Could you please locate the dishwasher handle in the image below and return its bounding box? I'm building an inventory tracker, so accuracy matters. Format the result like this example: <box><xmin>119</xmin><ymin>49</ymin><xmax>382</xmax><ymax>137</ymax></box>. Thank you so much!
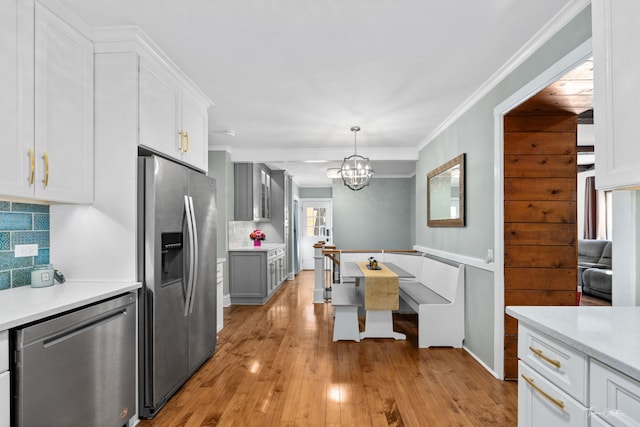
<box><xmin>43</xmin><ymin>309</ymin><xmax>128</xmax><ymax>349</ymax></box>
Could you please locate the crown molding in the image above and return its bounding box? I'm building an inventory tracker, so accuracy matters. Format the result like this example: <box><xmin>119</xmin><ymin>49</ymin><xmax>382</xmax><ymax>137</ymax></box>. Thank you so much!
<box><xmin>219</xmin><ymin>147</ymin><xmax>419</xmax><ymax>163</ymax></box>
<box><xmin>418</xmin><ymin>0</ymin><xmax>591</xmax><ymax>151</ymax></box>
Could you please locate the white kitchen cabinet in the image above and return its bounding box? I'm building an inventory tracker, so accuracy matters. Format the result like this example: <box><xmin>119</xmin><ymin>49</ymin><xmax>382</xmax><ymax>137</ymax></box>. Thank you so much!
<box><xmin>51</xmin><ymin>27</ymin><xmax>213</xmax><ymax>282</ymax></box>
<box><xmin>518</xmin><ymin>324</ymin><xmax>589</xmax><ymax>427</ymax></box>
<box><xmin>1</xmin><ymin>330</ymin><xmax>9</xmax><ymax>427</ymax></box>
<box><xmin>0</xmin><ymin>0</ymin><xmax>34</xmax><ymax>200</ymax></box>
<box><xmin>518</xmin><ymin>362</ymin><xmax>588</xmax><ymax>427</ymax></box>
<box><xmin>0</xmin><ymin>0</ymin><xmax>93</xmax><ymax>203</ymax></box>
<box><xmin>0</xmin><ymin>371</ymin><xmax>8</xmax><ymax>427</ymax></box>
<box><xmin>512</xmin><ymin>314</ymin><xmax>640</xmax><ymax>427</ymax></box>
<box><xmin>217</xmin><ymin>260</ymin><xmax>224</xmax><ymax>333</ymax></box>
<box><xmin>518</xmin><ymin>324</ymin><xmax>588</xmax><ymax>404</ymax></box>
<box><xmin>592</xmin><ymin>0</ymin><xmax>640</xmax><ymax>190</ymax></box>
<box><xmin>591</xmin><ymin>359</ymin><xmax>640</xmax><ymax>424</ymax></box>
<box><xmin>139</xmin><ymin>54</ymin><xmax>210</xmax><ymax>172</ymax></box>
<box><xmin>180</xmin><ymin>90</ymin><xmax>209</xmax><ymax>171</ymax></box>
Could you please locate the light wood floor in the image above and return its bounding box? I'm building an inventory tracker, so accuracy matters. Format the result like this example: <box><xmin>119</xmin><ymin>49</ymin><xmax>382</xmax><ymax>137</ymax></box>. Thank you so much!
<box><xmin>138</xmin><ymin>271</ymin><xmax>517</xmax><ymax>426</ymax></box>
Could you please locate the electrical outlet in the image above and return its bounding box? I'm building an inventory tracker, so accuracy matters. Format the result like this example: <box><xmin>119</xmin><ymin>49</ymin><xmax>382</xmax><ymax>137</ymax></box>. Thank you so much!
<box><xmin>15</xmin><ymin>244</ymin><xmax>38</xmax><ymax>257</ymax></box>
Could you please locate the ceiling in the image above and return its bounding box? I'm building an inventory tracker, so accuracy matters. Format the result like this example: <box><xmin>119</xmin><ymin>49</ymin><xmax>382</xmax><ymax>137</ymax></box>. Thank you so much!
<box><xmin>58</xmin><ymin>0</ymin><xmax>577</xmax><ymax>186</ymax></box>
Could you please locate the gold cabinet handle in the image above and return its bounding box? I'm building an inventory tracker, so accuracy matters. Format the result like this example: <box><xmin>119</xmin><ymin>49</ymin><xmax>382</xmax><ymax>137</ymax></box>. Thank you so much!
<box><xmin>521</xmin><ymin>374</ymin><xmax>565</xmax><ymax>410</ymax></box>
<box><xmin>184</xmin><ymin>132</ymin><xmax>189</xmax><ymax>153</ymax></box>
<box><xmin>179</xmin><ymin>130</ymin><xmax>185</xmax><ymax>152</ymax></box>
<box><xmin>529</xmin><ymin>346</ymin><xmax>561</xmax><ymax>369</ymax></box>
<box><xmin>28</xmin><ymin>148</ymin><xmax>35</xmax><ymax>185</ymax></box>
<box><xmin>42</xmin><ymin>152</ymin><xmax>49</xmax><ymax>187</ymax></box>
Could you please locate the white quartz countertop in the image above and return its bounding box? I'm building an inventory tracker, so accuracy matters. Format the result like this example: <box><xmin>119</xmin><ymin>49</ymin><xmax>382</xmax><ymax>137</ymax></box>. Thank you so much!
<box><xmin>228</xmin><ymin>243</ymin><xmax>285</xmax><ymax>252</ymax></box>
<box><xmin>0</xmin><ymin>281</ymin><xmax>141</xmax><ymax>330</ymax></box>
<box><xmin>506</xmin><ymin>306</ymin><xmax>640</xmax><ymax>381</ymax></box>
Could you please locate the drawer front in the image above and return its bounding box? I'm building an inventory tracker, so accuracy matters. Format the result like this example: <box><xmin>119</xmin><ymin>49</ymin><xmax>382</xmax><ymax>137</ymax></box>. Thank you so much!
<box><xmin>1</xmin><ymin>371</ymin><xmax>9</xmax><ymax>427</ymax></box>
<box><xmin>590</xmin><ymin>359</ymin><xmax>640</xmax><ymax>425</ymax></box>
<box><xmin>518</xmin><ymin>361</ymin><xmax>588</xmax><ymax>427</ymax></box>
<box><xmin>0</xmin><ymin>330</ymin><xmax>7</xmax><ymax>372</ymax></box>
<box><xmin>518</xmin><ymin>324</ymin><xmax>588</xmax><ymax>404</ymax></box>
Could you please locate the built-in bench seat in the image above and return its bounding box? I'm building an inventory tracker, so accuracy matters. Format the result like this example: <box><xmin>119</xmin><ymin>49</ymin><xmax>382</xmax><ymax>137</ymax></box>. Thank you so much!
<box><xmin>397</xmin><ymin>255</ymin><xmax>465</xmax><ymax>348</ymax></box>
<box><xmin>329</xmin><ymin>250</ymin><xmax>465</xmax><ymax>348</ymax></box>
<box><xmin>399</xmin><ymin>281</ymin><xmax>450</xmax><ymax>307</ymax></box>
<box><xmin>331</xmin><ymin>285</ymin><xmax>362</xmax><ymax>342</ymax></box>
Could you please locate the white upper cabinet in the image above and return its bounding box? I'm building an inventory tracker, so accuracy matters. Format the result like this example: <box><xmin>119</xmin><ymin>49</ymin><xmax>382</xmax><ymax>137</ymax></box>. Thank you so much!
<box><xmin>0</xmin><ymin>0</ymin><xmax>35</xmax><ymax>199</ymax></box>
<box><xmin>592</xmin><ymin>0</ymin><xmax>640</xmax><ymax>190</ymax></box>
<box><xmin>139</xmin><ymin>57</ymin><xmax>181</xmax><ymax>161</ymax></box>
<box><xmin>180</xmin><ymin>89</ymin><xmax>209</xmax><ymax>171</ymax></box>
<box><xmin>0</xmin><ymin>0</ymin><xmax>93</xmax><ymax>203</ymax></box>
<box><xmin>139</xmin><ymin>50</ymin><xmax>211</xmax><ymax>172</ymax></box>
<box><xmin>34</xmin><ymin>2</ymin><xmax>93</xmax><ymax>203</ymax></box>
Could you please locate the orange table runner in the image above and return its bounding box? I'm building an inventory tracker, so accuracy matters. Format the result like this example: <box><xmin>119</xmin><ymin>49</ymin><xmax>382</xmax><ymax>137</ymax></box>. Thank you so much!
<box><xmin>357</xmin><ymin>262</ymin><xmax>399</xmax><ymax>311</ymax></box>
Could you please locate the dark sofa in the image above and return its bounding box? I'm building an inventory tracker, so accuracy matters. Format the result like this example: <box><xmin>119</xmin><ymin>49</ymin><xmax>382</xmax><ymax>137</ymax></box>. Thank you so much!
<box><xmin>578</xmin><ymin>239</ymin><xmax>612</xmax><ymax>301</ymax></box>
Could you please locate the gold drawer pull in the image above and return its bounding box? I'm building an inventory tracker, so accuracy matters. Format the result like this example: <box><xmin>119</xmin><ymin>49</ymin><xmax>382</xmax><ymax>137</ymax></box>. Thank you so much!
<box><xmin>28</xmin><ymin>148</ymin><xmax>35</xmax><ymax>184</ymax></box>
<box><xmin>42</xmin><ymin>152</ymin><xmax>49</xmax><ymax>187</ymax></box>
<box><xmin>179</xmin><ymin>130</ymin><xmax>186</xmax><ymax>152</ymax></box>
<box><xmin>529</xmin><ymin>346</ymin><xmax>561</xmax><ymax>369</ymax></box>
<box><xmin>521</xmin><ymin>374</ymin><xmax>565</xmax><ymax>410</ymax></box>
<box><xmin>184</xmin><ymin>131</ymin><xmax>189</xmax><ymax>153</ymax></box>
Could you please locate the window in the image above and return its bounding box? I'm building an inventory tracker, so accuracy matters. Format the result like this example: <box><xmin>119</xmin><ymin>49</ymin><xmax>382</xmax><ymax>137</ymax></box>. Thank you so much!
<box><xmin>305</xmin><ymin>207</ymin><xmax>327</xmax><ymax>237</ymax></box>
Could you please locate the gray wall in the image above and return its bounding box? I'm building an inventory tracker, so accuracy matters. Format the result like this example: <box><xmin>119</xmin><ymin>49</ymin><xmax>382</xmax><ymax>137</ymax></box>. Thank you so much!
<box><xmin>415</xmin><ymin>7</ymin><xmax>592</xmax><ymax>370</ymax></box>
<box><xmin>333</xmin><ymin>177</ymin><xmax>414</xmax><ymax>249</ymax></box>
<box><xmin>208</xmin><ymin>150</ymin><xmax>234</xmax><ymax>294</ymax></box>
<box><xmin>299</xmin><ymin>187</ymin><xmax>332</xmax><ymax>198</ymax></box>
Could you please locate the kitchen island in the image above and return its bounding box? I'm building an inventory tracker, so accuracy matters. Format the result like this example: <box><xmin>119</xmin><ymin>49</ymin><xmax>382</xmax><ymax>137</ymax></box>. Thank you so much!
<box><xmin>229</xmin><ymin>243</ymin><xmax>287</xmax><ymax>304</ymax></box>
<box><xmin>507</xmin><ymin>306</ymin><xmax>640</xmax><ymax>426</ymax></box>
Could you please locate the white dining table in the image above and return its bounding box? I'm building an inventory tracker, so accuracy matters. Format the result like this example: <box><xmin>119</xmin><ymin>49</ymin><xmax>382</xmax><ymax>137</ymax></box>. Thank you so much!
<box><xmin>340</xmin><ymin>262</ymin><xmax>415</xmax><ymax>340</ymax></box>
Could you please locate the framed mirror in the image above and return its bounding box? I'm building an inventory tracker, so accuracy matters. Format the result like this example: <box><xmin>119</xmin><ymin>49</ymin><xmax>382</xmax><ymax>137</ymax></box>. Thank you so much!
<box><xmin>427</xmin><ymin>153</ymin><xmax>465</xmax><ymax>227</ymax></box>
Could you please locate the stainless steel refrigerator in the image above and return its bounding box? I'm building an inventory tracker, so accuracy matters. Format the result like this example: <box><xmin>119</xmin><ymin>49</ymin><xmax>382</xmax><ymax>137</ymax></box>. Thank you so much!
<box><xmin>138</xmin><ymin>155</ymin><xmax>217</xmax><ymax>418</ymax></box>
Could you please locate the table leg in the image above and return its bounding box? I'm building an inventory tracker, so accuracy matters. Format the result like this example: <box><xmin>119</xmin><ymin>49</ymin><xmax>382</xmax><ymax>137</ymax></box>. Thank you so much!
<box><xmin>359</xmin><ymin>310</ymin><xmax>406</xmax><ymax>340</ymax></box>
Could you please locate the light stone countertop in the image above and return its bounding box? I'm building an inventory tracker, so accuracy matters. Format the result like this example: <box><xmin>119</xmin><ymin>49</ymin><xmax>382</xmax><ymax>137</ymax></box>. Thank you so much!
<box><xmin>0</xmin><ymin>281</ymin><xmax>141</xmax><ymax>330</ymax></box>
<box><xmin>228</xmin><ymin>243</ymin><xmax>285</xmax><ymax>252</ymax></box>
<box><xmin>506</xmin><ymin>306</ymin><xmax>640</xmax><ymax>381</ymax></box>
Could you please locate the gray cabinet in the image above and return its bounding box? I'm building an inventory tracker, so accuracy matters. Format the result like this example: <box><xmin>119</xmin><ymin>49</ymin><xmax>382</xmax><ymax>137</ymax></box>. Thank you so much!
<box><xmin>229</xmin><ymin>246</ymin><xmax>286</xmax><ymax>304</ymax></box>
<box><xmin>270</xmin><ymin>170</ymin><xmax>293</xmax><ymax>280</ymax></box>
<box><xmin>234</xmin><ymin>163</ymin><xmax>271</xmax><ymax>221</ymax></box>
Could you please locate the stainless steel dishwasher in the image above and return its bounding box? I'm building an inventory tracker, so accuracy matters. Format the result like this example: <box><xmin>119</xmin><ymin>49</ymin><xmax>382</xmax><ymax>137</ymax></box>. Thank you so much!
<box><xmin>13</xmin><ymin>292</ymin><xmax>137</xmax><ymax>427</ymax></box>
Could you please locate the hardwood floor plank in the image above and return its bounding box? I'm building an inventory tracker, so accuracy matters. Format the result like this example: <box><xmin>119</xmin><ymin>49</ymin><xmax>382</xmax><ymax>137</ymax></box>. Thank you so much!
<box><xmin>138</xmin><ymin>271</ymin><xmax>517</xmax><ymax>426</ymax></box>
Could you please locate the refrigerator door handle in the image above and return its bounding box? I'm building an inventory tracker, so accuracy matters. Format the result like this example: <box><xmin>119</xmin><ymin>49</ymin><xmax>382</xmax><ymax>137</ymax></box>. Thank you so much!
<box><xmin>187</xmin><ymin>196</ymin><xmax>199</xmax><ymax>314</ymax></box>
<box><xmin>184</xmin><ymin>195</ymin><xmax>196</xmax><ymax>317</ymax></box>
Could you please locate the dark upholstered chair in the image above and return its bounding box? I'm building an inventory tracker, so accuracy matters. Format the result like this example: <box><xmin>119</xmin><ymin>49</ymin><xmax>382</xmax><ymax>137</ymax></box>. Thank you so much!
<box><xmin>578</xmin><ymin>239</ymin><xmax>612</xmax><ymax>302</ymax></box>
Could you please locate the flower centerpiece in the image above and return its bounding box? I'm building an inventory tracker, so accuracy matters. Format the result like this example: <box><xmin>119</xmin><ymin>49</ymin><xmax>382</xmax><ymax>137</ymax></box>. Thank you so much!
<box><xmin>250</xmin><ymin>229</ymin><xmax>266</xmax><ymax>247</ymax></box>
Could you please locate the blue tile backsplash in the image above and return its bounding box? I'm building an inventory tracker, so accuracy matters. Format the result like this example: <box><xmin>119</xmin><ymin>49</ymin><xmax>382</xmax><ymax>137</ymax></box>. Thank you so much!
<box><xmin>0</xmin><ymin>201</ymin><xmax>50</xmax><ymax>290</ymax></box>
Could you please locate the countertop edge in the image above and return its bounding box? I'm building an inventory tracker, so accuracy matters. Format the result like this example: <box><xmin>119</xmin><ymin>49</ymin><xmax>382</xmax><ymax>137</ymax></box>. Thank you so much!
<box><xmin>507</xmin><ymin>306</ymin><xmax>640</xmax><ymax>381</ymax></box>
<box><xmin>0</xmin><ymin>281</ymin><xmax>142</xmax><ymax>330</ymax></box>
<box><xmin>228</xmin><ymin>243</ymin><xmax>286</xmax><ymax>252</ymax></box>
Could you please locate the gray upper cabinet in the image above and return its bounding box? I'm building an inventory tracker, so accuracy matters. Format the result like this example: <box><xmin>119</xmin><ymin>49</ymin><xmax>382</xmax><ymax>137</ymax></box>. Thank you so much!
<box><xmin>234</xmin><ymin>163</ymin><xmax>271</xmax><ymax>221</ymax></box>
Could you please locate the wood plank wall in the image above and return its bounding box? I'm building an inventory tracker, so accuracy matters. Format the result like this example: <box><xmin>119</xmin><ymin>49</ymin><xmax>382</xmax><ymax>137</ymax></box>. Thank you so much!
<box><xmin>503</xmin><ymin>114</ymin><xmax>578</xmax><ymax>380</ymax></box>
